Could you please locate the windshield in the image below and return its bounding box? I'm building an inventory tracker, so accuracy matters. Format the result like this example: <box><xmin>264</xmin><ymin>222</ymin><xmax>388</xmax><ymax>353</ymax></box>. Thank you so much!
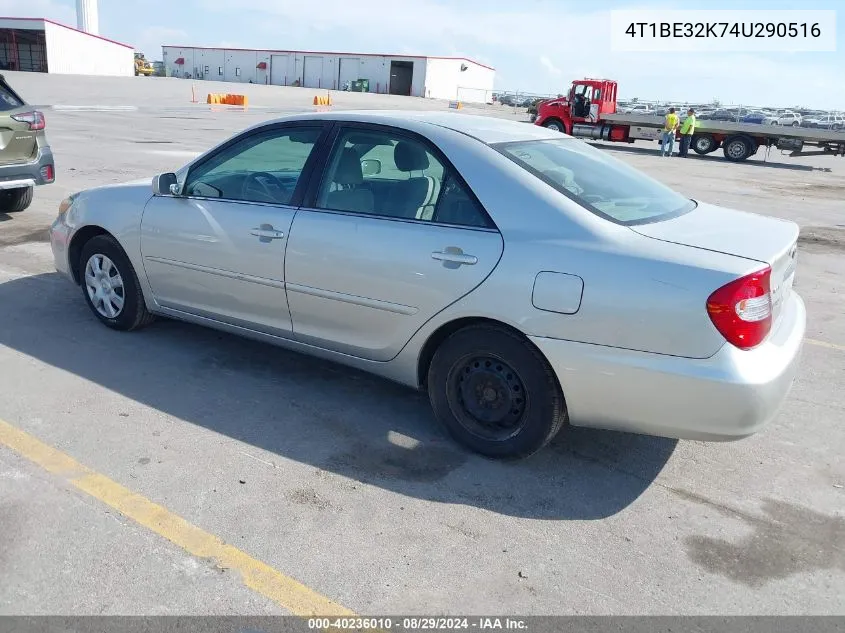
<box><xmin>494</xmin><ymin>138</ymin><xmax>696</xmax><ymax>225</ymax></box>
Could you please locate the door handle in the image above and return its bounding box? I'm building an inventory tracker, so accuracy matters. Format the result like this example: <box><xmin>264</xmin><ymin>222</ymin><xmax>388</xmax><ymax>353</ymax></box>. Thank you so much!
<box><xmin>250</xmin><ymin>227</ymin><xmax>285</xmax><ymax>241</ymax></box>
<box><xmin>432</xmin><ymin>248</ymin><xmax>477</xmax><ymax>266</ymax></box>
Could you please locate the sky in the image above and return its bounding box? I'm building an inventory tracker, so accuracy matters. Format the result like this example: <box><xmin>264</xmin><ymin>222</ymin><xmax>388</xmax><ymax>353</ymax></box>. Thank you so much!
<box><xmin>0</xmin><ymin>0</ymin><xmax>842</xmax><ymax>108</ymax></box>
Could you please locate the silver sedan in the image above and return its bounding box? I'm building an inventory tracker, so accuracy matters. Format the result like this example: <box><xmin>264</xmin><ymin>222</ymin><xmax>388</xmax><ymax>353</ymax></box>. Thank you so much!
<box><xmin>49</xmin><ymin>111</ymin><xmax>806</xmax><ymax>459</ymax></box>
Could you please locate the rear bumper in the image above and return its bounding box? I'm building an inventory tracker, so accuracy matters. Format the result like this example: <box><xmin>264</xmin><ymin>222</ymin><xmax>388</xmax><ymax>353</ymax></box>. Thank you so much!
<box><xmin>0</xmin><ymin>147</ymin><xmax>55</xmax><ymax>189</ymax></box>
<box><xmin>530</xmin><ymin>291</ymin><xmax>806</xmax><ymax>441</ymax></box>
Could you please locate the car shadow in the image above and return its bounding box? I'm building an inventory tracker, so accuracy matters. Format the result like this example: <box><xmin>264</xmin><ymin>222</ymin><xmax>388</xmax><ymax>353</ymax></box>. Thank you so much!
<box><xmin>0</xmin><ymin>213</ymin><xmax>10</xmax><ymax>223</ymax></box>
<box><xmin>0</xmin><ymin>272</ymin><xmax>678</xmax><ymax>521</ymax></box>
<box><xmin>589</xmin><ymin>142</ymin><xmax>833</xmax><ymax>172</ymax></box>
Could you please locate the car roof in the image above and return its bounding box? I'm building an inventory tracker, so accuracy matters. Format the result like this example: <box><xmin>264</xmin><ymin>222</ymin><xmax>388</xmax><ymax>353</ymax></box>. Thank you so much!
<box><xmin>264</xmin><ymin>110</ymin><xmax>565</xmax><ymax>145</ymax></box>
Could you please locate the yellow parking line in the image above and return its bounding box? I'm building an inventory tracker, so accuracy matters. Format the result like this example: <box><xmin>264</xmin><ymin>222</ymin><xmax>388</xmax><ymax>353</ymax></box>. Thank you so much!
<box><xmin>0</xmin><ymin>417</ymin><xmax>355</xmax><ymax>617</ymax></box>
<box><xmin>806</xmin><ymin>338</ymin><xmax>845</xmax><ymax>352</ymax></box>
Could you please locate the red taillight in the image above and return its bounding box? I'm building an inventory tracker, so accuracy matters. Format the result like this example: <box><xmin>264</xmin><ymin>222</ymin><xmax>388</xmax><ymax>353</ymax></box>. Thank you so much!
<box><xmin>706</xmin><ymin>266</ymin><xmax>772</xmax><ymax>350</ymax></box>
<box><xmin>11</xmin><ymin>110</ymin><xmax>45</xmax><ymax>131</ymax></box>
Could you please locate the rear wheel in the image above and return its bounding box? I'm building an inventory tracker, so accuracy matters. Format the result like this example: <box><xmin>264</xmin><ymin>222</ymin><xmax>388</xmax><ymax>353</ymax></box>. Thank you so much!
<box><xmin>723</xmin><ymin>135</ymin><xmax>754</xmax><ymax>162</ymax></box>
<box><xmin>427</xmin><ymin>324</ymin><xmax>567</xmax><ymax>459</ymax></box>
<box><xmin>0</xmin><ymin>186</ymin><xmax>33</xmax><ymax>213</ymax></box>
<box><xmin>79</xmin><ymin>234</ymin><xmax>154</xmax><ymax>331</ymax></box>
<box><xmin>542</xmin><ymin>119</ymin><xmax>565</xmax><ymax>133</ymax></box>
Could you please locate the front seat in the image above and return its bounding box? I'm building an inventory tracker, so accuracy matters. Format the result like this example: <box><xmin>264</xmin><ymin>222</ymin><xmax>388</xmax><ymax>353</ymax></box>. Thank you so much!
<box><xmin>324</xmin><ymin>148</ymin><xmax>375</xmax><ymax>214</ymax></box>
<box><xmin>390</xmin><ymin>141</ymin><xmax>440</xmax><ymax>220</ymax></box>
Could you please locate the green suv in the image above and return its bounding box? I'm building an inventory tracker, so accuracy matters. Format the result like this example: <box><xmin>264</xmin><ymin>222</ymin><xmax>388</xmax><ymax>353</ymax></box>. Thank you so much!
<box><xmin>0</xmin><ymin>73</ymin><xmax>55</xmax><ymax>213</ymax></box>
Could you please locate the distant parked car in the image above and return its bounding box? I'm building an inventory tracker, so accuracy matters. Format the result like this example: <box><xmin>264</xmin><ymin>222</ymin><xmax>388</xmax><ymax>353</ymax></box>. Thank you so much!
<box><xmin>527</xmin><ymin>98</ymin><xmax>547</xmax><ymax>122</ymax></box>
<box><xmin>0</xmin><ymin>73</ymin><xmax>55</xmax><ymax>213</ymax></box>
<box><xmin>801</xmin><ymin>114</ymin><xmax>843</xmax><ymax>130</ymax></box>
<box><xmin>774</xmin><ymin>112</ymin><xmax>802</xmax><ymax>127</ymax></box>
<box><xmin>742</xmin><ymin>111</ymin><xmax>778</xmax><ymax>125</ymax></box>
<box><xmin>50</xmin><ymin>111</ymin><xmax>806</xmax><ymax>458</ymax></box>
<box><xmin>706</xmin><ymin>109</ymin><xmax>743</xmax><ymax>122</ymax></box>
<box><xmin>623</xmin><ymin>104</ymin><xmax>653</xmax><ymax>114</ymax></box>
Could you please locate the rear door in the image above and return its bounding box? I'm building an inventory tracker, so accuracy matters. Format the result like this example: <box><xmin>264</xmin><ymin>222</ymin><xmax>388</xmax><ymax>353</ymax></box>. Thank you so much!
<box><xmin>0</xmin><ymin>76</ymin><xmax>36</xmax><ymax>165</ymax></box>
<box><xmin>284</xmin><ymin>123</ymin><xmax>504</xmax><ymax>361</ymax></box>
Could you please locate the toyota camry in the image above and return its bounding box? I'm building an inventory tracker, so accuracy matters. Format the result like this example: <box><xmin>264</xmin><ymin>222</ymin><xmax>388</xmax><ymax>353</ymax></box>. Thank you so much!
<box><xmin>50</xmin><ymin>111</ymin><xmax>805</xmax><ymax>459</ymax></box>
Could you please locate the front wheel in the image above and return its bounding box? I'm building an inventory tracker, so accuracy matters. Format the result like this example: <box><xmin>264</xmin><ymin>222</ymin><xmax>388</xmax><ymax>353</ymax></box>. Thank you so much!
<box><xmin>542</xmin><ymin>119</ymin><xmax>565</xmax><ymax>133</ymax></box>
<box><xmin>427</xmin><ymin>324</ymin><xmax>567</xmax><ymax>459</ymax></box>
<box><xmin>0</xmin><ymin>186</ymin><xmax>33</xmax><ymax>213</ymax></box>
<box><xmin>79</xmin><ymin>234</ymin><xmax>154</xmax><ymax>331</ymax></box>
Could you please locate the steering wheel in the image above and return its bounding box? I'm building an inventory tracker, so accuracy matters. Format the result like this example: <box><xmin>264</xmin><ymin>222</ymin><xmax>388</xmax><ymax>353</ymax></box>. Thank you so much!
<box><xmin>241</xmin><ymin>171</ymin><xmax>289</xmax><ymax>204</ymax></box>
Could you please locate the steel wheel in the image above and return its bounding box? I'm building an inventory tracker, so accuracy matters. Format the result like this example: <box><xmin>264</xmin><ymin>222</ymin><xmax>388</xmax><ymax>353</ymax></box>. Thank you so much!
<box><xmin>428</xmin><ymin>324</ymin><xmax>567</xmax><ymax>458</ymax></box>
<box><xmin>84</xmin><ymin>253</ymin><xmax>125</xmax><ymax>319</ymax></box>
<box><xmin>693</xmin><ymin>135</ymin><xmax>716</xmax><ymax>154</ymax></box>
<box><xmin>725</xmin><ymin>141</ymin><xmax>745</xmax><ymax>160</ymax></box>
<box><xmin>723</xmin><ymin>136</ymin><xmax>753</xmax><ymax>161</ymax></box>
<box><xmin>543</xmin><ymin>120</ymin><xmax>564</xmax><ymax>132</ymax></box>
<box><xmin>448</xmin><ymin>354</ymin><xmax>528</xmax><ymax>442</ymax></box>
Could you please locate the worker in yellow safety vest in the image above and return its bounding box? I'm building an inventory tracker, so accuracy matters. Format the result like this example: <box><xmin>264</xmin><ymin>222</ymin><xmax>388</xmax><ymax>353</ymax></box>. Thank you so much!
<box><xmin>660</xmin><ymin>107</ymin><xmax>679</xmax><ymax>156</ymax></box>
<box><xmin>678</xmin><ymin>108</ymin><xmax>697</xmax><ymax>157</ymax></box>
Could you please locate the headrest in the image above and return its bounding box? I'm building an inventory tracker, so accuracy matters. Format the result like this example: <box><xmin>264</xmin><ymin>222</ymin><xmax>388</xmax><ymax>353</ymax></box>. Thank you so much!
<box><xmin>333</xmin><ymin>148</ymin><xmax>363</xmax><ymax>185</ymax></box>
<box><xmin>394</xmin><ymin>141</ymin><xmax>430</xmax><ymax>172</ymax></box>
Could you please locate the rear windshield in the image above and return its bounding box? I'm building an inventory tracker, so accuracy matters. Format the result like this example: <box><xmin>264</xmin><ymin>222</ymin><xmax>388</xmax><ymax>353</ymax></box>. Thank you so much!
<box><xmin>494</xmin><ymin>138</ymin><xmax>696</xmax><ymax>225</ymax></box>
<box><xmin>0</xmin><ymin>82</ymin><xmax>24</xmax><ymax>111</ymax></box>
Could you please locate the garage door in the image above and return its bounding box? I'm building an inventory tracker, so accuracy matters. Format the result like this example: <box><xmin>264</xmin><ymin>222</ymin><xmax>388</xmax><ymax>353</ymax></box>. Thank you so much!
<box><xmin>270</xmin><ymin>55</ymin><xmax>289</xmax><ymax>85</ymax></box>
<box><xmin>338</xmin><ymin>58</ymin><xmax>360</xmax><ymax>89</ymax></box>
<box><xmin>303</xmin><ymin>56</ymin><xmax>324</xmax><ymax>88</ymax></box>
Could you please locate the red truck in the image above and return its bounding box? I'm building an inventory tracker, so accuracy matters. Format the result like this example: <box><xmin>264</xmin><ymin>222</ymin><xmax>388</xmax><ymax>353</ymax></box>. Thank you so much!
<box><xmin>534</xmin><ymin>78</ymin><xmax>845</xmax><ymax>162</ymax></box>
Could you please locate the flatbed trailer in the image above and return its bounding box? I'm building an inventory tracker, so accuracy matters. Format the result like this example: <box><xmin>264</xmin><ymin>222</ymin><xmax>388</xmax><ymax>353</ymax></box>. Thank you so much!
<box><xmin>535</xmin><ymin>78</ymin><xmax>845</xmax><ymax>162</ymax></box>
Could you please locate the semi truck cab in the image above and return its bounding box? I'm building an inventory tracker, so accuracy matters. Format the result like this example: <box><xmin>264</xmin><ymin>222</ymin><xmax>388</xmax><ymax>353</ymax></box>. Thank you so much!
<box><xmin>537</xmin><ymin>79</ymin><xmax>619</xmax><ymax>133</ymax></box>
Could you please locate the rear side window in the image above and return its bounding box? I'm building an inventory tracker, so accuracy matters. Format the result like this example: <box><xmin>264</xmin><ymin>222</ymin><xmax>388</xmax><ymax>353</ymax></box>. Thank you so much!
<box><xmin>495</xmin><ymin>138</ymin><xmax>696</xmax><ymax>225</ymax></box>
<box><xmin>0</xmin><ymin>83</ymin><xmax>24</xmax><ymax>111</ymax></box>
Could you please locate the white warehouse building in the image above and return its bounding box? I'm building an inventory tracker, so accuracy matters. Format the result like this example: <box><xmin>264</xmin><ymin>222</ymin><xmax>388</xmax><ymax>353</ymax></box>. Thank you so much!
<box><xmin>161</xmin><ymin>45</ymin><xmax>496</xmax><ymax>103</ymax></box>
<box><xmin>0</xmin><ymin>16</ymin><xmax>134</xmax><ymax>76</ymax></box>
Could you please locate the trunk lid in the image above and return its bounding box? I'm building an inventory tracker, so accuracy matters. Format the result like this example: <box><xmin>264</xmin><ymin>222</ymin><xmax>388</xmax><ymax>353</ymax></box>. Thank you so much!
<box><xmin>0</xmin><ymin>76</ymin><xmax>37</xmax><ymax>166</ymax></box>
<box><xmin>631</xmin><ymin>201</ymin><xmax>799</xmax><ymax>325</ymax></box>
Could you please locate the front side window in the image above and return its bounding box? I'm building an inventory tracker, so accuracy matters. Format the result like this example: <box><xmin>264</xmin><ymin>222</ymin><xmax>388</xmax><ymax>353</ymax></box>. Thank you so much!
<box><xmin>315</xmin><ymin>128</ymin><xmax>492</xmax><ymax>228</ymax></box>
<box><xmin>184</xmin><ymin>126</ymin><xmax>322</xmax><ymax>205</ymax></box>
<box><xmin>496</xmin><ymin>138</ymin><xmax>696</xmax><ymax>225</ymax></box>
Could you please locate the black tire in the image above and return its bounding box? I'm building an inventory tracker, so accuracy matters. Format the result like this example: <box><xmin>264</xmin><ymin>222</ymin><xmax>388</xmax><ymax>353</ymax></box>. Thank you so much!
<box><xmin>722</xmin><ymin>135</ymin><xmax>754</xmax><ymax>162</ymax></box>
<box><xmin>692</xmin><ymin>134</ymin><xmax>717</xmax><ymax>155</ymax></box>
<box><xmin>79</xmin><ymin>234</ymin><xmax>154</xmax><ymax>331</ymax></box>
<box><xmin>791</xmin><ymin>121</ymin><xmax>800</xmax><ymax>127</ymax></box>
<box><xmin>427</xmin><ymin>324</ymin><xmax>567</xmax><ymax>459</ymax></box>
<box><xmin>542</xmin><ymin>119</ymin><xmax>565</xmax><ymax>133</ymax></box>
<box><xmin>0</xmin><ymin>186</ymin><xmax>33</xmax><ymax>213</ymax></box>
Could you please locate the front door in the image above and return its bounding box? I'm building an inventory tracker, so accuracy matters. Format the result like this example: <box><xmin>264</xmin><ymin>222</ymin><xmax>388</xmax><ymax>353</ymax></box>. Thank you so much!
<box><xmin>140</xmin><ymin>123</ymin><xmax>327</xmax><ymax>336</ymax></box>
<box><xmin>285</xmin><ymin>124</ymin><xmax>504</xmax><ymax>361</ymax></box>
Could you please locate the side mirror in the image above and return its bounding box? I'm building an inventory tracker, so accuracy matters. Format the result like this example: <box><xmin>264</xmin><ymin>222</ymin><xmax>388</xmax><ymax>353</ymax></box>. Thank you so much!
<box><xmin>361</xmin><ymin>159</ymin><xmax>381</xmax><ymax>177</ymax></box>
<box><xmin>152</xmin><ymin>172</ymin><xmax>178</xmax><ymax>196</ymax></box>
